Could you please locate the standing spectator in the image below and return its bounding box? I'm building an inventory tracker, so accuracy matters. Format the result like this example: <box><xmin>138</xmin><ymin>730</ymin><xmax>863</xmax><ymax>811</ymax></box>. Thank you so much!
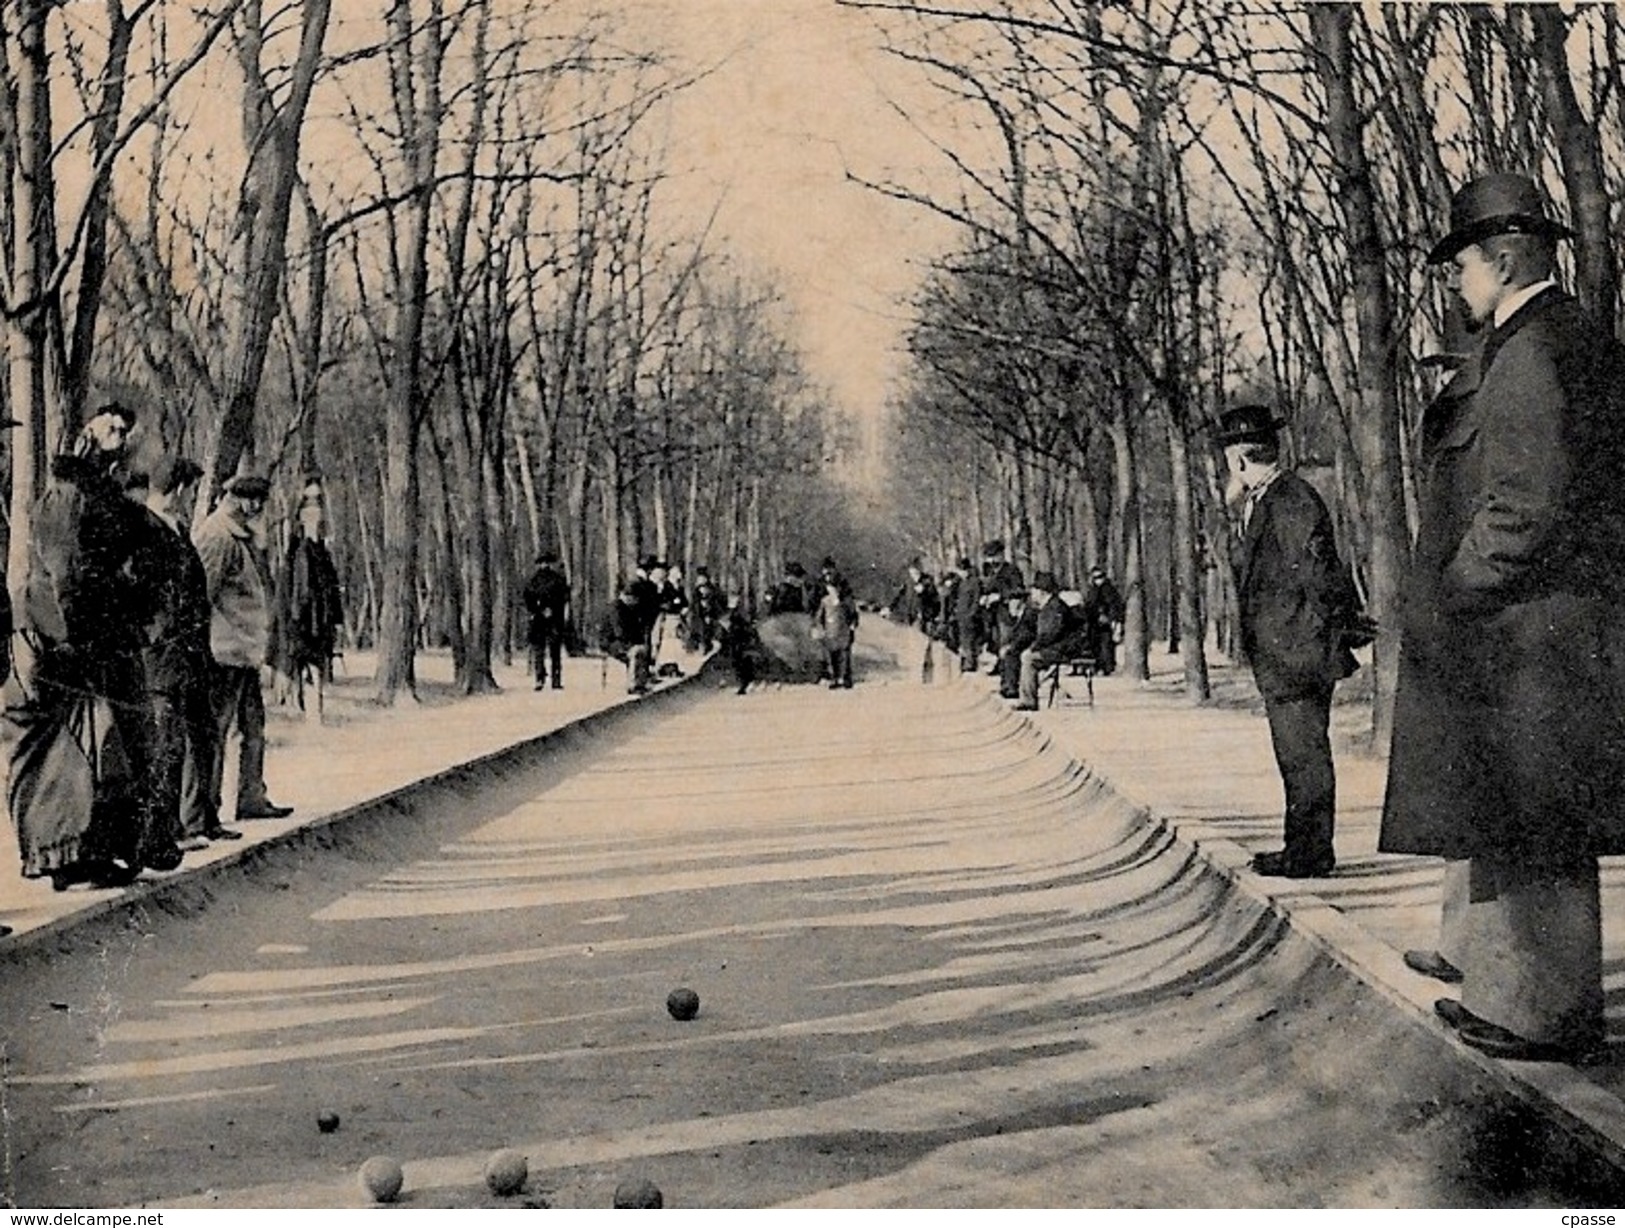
<box><xmin>1382</xmin><ymin>173</ymin><xmax>1625</xmax><ymax>1061</ymax></box>
<box><xmin>655</xmin><ymin>563</ymin><xmax>688</xmax><ymax>678</ymax></box>
<box><xmin>1220</xmin><ymin>404</ymin><xmax>1357</xmax><ymax>880</ymax></box>
<box><xmin>891</xmin><ymin>558</ymin><xmax>940</xmax><ymax>630</ymax></box>
<box><xmin>196</xmin><ymin>474</ymin><xmax>293</xmax><ymax>823</ymax></box>
<box><xmin>128</xmin><ymin>460</ymin><xmax>242</xmax><ymax>855</ymax></box>
<box><xmin>9</xmin><ymin>406</ymin><xmax>157</xmax><ymax>889</ymax></box>
<box><xmin>719</xmin><ymin>593</ymin><xmax>759</xmax><ymax>695</ymax></box>
<box><xmin>688</xmin><ymin>566</ymin><xmax>725</xmax><ymax>652</ymax></box>
<box><xmin>1015</xmin><ymin>571</ymin><xmax>1086</xmax><ymax>711</ymax></box>
<box><xmin>1391</xmin><ymin>335</ymin><xmax>1481</xmax><ymax>990</ymax></box>
<box><xmin>954</xmin><ymin>556</ymin><xmax>982</xmax><ymax>674</ymax></box>
<box><xmin>815</xmin><ymin>576</ymin><xmax>859</xmax><ymax>689</ymax></box>
<box><xmin>1081</xmin><ymin>566</ymin><xmax>1126</xmax><ymax>675</ymax></box>
<box><xmin>937</xmin><ymin>561</ymin><xmax>963</xmax><ymax>654</ymax></box>
<box><xmin>284</xmin><ymin>478</ymin><xmax>345</xmax><ymax>707</ymax></box>
<box><xmin>522</xmin><ymin>552</ymin><xmax>570</xmax><ymax>691</ymax></box>
<box><xmin>768</xmin><ymin>562</ymin><xmax>811</xmax><ymax>615</ymax></box>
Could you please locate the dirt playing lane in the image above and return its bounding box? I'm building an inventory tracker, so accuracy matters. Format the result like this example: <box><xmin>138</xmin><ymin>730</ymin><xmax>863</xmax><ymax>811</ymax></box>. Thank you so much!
<box><xmin>0</xmin><ymin>634</ymin><xmax>1620</xmax><ymax>1208</ymax></box>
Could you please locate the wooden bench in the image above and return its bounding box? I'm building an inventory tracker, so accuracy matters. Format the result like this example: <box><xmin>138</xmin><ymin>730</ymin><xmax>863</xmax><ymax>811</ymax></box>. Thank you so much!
<box><xmin>1043</xmin><ymin>653</ymin><xmax>1098</xmax><ymax>709</ymax></box>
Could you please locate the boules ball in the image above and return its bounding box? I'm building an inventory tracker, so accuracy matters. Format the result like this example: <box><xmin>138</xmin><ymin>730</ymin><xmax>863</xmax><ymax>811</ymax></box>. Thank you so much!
<box><xmin>613</xmin><ymin>1177</ymin><xmax>664</xmax><ymax>1208</ymax></box>
<box><xmin>359</xmin><ymin>1155</ymin><xmax>404</xmax><ymax>1203</ymax></box>
<box><xmin>317</xmin><ymin>1110</ymin><xmax>340</xmax><ymax>1134</ymax></box>
<box><xmin>665</xmin><ymin>987</ymin><xmax>700</xmax><ymax>1021</ymax></box>
<box><xmin>484</xmin><ymin>1148</ymin><xmax>528</xmax><ymax>1196</ymax></box>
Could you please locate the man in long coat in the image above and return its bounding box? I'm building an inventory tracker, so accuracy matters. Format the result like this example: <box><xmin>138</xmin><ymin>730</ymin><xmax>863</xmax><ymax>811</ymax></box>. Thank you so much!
<box><xmin>196</xmin><ymin>475</ymin><xmax>293</xmax><ymax>823</ymax></box>
<box><xmin>285</xmin><ymin>479</ymin><xmax>345</xmax><ymax>697</ymax></box>
<box><xmin>522</xmin><ymin>553</ymin><xmax>570</xmax><ymax>690</ymax></box>
<box><xmin>9</xmin><ymin>406</ymin><xmax>162</xmax><ymax>888</ymax></box>
<box><xmin>1380</xmin><ymin>173</ymin><xmax>1625</xmax><ymax>1061</ymax></box>
<box><xmin>129</xmin><ymin>459</ymin><xmax>241</xmax><ymax>854</ymax></box>
<box><xmin>953</xmin><ymin>557</ymin><xmax>982</xmax><ymax>674</ymax></box>
<box><xmin>1221</xmin><ymin>404</ymin><xmax>1358</xmax><ymax>880</ymax></box>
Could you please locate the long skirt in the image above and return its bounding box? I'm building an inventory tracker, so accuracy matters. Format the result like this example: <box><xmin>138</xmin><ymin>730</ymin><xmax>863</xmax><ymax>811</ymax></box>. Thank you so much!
<box><xmin>7</xmin><ymin>642</ymin><xmax>143</xmax><ymax>877</ymax></box>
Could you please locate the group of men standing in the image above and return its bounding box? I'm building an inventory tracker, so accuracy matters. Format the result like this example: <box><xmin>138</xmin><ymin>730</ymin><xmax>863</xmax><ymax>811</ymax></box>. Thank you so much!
<box><xmin>1226</xmin><ymin>171</ymin><xmax>1625</xmax><ymax>1064</ymax></box>
<box><xmin>4</xmin><ymin>409</ymin><xmax>342</xmax><ymax>904</ymax></box>
<box><xmin>596</xmin><ymin>557</ymin><xmax>724</xmax><ymax>695</ymax></box>
<box><xmin>889</xmin><ymin>545</ymin><xmax>1124</xmax><ymax>701</ymax></box>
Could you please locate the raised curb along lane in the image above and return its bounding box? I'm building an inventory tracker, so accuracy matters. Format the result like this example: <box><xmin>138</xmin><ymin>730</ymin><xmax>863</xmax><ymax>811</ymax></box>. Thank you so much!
<box><xmin>1016</xmin><ymin>640</ymin><xmax>1625</xmax><ymax>1178</ymax></box>
<box><xmin>0</xmin><ymin>654</ymin><xmax>712</xmax><ymax>960</ymax></box>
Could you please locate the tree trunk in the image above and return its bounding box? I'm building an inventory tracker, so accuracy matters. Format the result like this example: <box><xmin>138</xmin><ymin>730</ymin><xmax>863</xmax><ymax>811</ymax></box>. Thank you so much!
<box><xmin>62</xmin><ymin>0</ymin><xmax>135</xmax><ymax>421</ymax></box>
<box><xmin>374</xmin><ymin>0</ymin><xmax>442</xmax><ymax>704</ymax></box>
<box><xmin>5</xmin><ymin>0</ymin><xmax>57</xmax><ymax>605</ymax></box>
<box><xmin>1167</xmin><ymin>409</ymin><xmax>1210</xmax><ymax>699</ymax></box>
<box><xmin>1530</xmin><ymin>4</ymin><xmax>1617</xmax><ymax>334</ymax></box>
<box><xmin>1310</xmin><ymin>2</ymin><xmax>1409</xmax><ymax>749</ymax></box>
<box><xmin>202</xmin><ymin>0</ymin><xmax>332</xmax><ymax>504</ymax></box>
<box><xmin>1108</xmin><ymin>409</ymin><xmax>1149</xmax><ymax>682</ymax></box>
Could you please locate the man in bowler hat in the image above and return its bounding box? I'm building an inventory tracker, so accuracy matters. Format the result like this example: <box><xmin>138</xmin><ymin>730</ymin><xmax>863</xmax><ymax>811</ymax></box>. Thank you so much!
<box><xmin>1219</xmin><ymin>404</ymin><xmax>1358</xmax><ymax>879</ymax></box>
<box><xmin>1381</xmin><ymin>173</ymin><xmax>1625</xmax><ymax>1061</ymax></box>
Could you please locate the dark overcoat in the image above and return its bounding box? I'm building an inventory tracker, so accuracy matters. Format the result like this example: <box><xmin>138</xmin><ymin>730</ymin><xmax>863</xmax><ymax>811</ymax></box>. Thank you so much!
<box><xmin>1380</xmin><ymin>289</ymin><xmax>1625</xmax><ymax>861</ymax></box>
<box><xmin>522</xmin><ymin>564</ymin><xmax>570</xmax><ymax>646</ymax></box>
<box><xmin>1233</xmin><ymin>469</ymin><xmax>1357</xmax><ymax>704</ymax></box>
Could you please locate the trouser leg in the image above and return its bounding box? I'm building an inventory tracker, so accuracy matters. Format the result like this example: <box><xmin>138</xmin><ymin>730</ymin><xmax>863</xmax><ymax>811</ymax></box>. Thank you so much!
<box><xmin>1262</xmin><ymin>686</ymin><xmax>1336</xmax><ymax>864</ymax></box>
<box><xmin>146</xmin><ymin>690</ymin><xmax>186</xmax><ymax>850</ymax></box>
<box><xmin>546</xmin><ymin>629</ymin><xmax>563</xmax><ymax>686</ymax></box>
<box><xmin>234</xmin><ymin>667</ymin><xmax>270</xmax><ymax>809</ymax></box>
<box><xmin>1019</xmin><ymin>648</ymin><xmax>1041</xmax><ymax>706</ymax></box>
<box><xmin>206</xmin><ymin>664</ymin><xmax>241</xmax><ymax>820</ymax></box>
<box><xmin>1437</xmin><ymin>858</ymin><xmax>1471</xmax><ymax>969</ymax></box>
<box><xmin>628</xmin><ymin>645</ymin><xmax>650</xmax><ymax>692</ymax></box>
<box><xmin>1460</xmin><ymin>854</ymin><xmax>1603</xmax><ymax>1048</ymax></box>
<box><xmin>179</xmin><ymin>674</ymin><xmax>219</xmax><ymax>836</ymax></box>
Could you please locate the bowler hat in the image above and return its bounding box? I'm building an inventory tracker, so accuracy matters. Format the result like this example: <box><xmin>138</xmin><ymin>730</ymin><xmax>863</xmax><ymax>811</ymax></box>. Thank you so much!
<box><xmin>1427</xmin><ymin>173</ymin><xmax>1571</xmax><ymax>265</ymax></box>
<box><xmin>1212</xmin><ymin>404</ymin><xmax>1287</xmax><ymax>446</ymax></box>
<box><xmin>982</xmin><ymin>539</ymin><xmax>1006</xmax><ymax>558</ymax></box>
<box><xmin>223</xmin><ymin>474</ymin><xmax>271</xmax><ymax>500</ymax></box>
<box><xmin>1031</xmin><ymin>570</ymin><xmax>1060</xmax><ymax>593</ymax></box>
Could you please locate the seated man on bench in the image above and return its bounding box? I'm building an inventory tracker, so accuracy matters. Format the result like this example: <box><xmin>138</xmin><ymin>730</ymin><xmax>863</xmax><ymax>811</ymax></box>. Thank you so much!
<box><xmin>1014</xmin><ymin>571</ymin><xmax>1086</xmax><ymax>711</ymax></box>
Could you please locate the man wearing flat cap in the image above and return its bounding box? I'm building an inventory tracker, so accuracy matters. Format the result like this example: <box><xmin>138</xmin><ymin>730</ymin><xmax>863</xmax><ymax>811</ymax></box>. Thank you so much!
<box><xmin>195</xmin><ymin>474</ymin><xmax>293</xmax><ymax>822</ymax></box>
<box><xmin>1219</xmin><ymin>404</ymin><xmax>1358</xmax><ymax>880</ymax></box>
<box><xmin>1380</xmin><ymin>172</ymin><xmax>1625</xmax><ymax>1061</ymax></box>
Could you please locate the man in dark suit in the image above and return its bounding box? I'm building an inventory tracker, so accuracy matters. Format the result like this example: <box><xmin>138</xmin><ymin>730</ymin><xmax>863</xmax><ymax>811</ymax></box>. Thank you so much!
<box><xmin>1220</xmin><ymin>404</ymin><xmax>1357</xmax><ymax>880</ymax></box>
<box><xmin>1381</xmin><ymin>173</ymin><xmax>1625</xmax><ymax>1061</ymax></box>
<box><xmin>522</xmin><ymin>553</ymin><xmax>571</xmax><ymax>690</ymax></box>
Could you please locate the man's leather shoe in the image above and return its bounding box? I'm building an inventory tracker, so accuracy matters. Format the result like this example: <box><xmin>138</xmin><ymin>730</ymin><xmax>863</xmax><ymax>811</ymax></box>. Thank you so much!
<box><xmin>1404</xmin><ymin>949</ymin><xmax>1463</xmax><ymax>983</ymax></box>
<box><xmin>1435</xmin><ymin>998</ymin><xmax>1588</xmax><ymax>1062</ymax></box>
<box><xmin>203</xmin><ymin>825</ymin><xmax>244</xmax><ymax>842</ymax></box>
<box><xmin>1012</xmin><ymin>702</ymin><xmax>1039</xmax><ymax>711</ymax></box>
<box><xmin>236</xmin><ymin>802</ymin><xmax>293</xmax><ymax>820</ymax></box>
<box><xmin>1434</xmin><ymin>998</ymin><xmax>1470</xmax><ymax>1029</ymax></box>
<box><xmin>1249</xmin><ymin>849</ymin><xmax>1335</xmax><ymax>878</ymax></box>
<box><xmin>142</xmin><ymin>844</ymin><xmax>185</xmax><ymax>873</ymax></box>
